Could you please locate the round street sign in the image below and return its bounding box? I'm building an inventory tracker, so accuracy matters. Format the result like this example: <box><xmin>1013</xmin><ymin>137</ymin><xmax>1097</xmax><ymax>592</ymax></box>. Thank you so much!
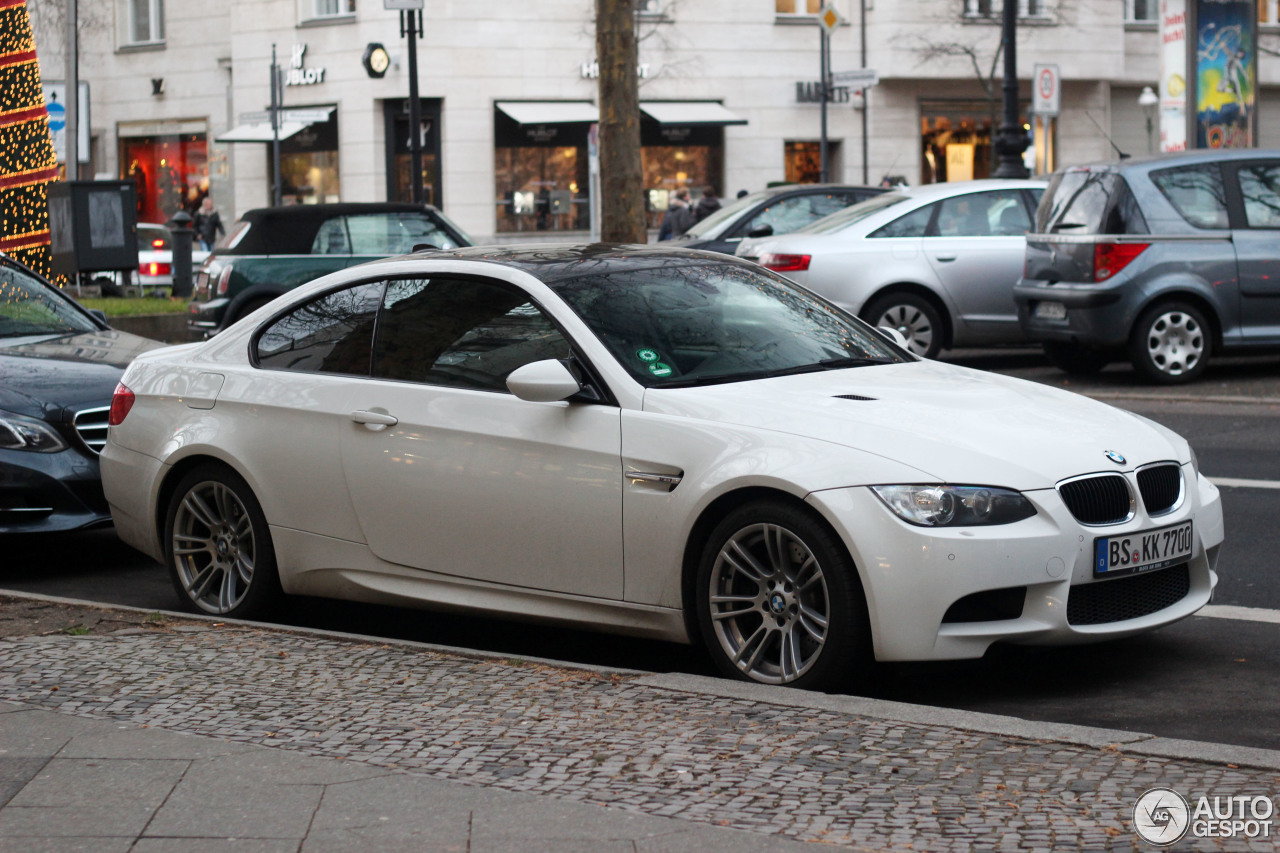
<box><xmin>1032</xmin><ymin>63</ymin><xmax>1060</xmax><ymax>117</ymax></box>
<box><xmin>46</xmin><ymin>99</ymin><xmax>66</xmax><ymax>133</ymax></box>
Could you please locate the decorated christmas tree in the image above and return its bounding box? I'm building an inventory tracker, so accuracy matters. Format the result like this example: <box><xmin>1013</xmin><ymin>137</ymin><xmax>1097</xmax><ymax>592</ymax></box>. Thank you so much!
<box><xmin>0</xmin><ymin>0</ymin><xmax>60</xmax><ymax>279</ymax></box>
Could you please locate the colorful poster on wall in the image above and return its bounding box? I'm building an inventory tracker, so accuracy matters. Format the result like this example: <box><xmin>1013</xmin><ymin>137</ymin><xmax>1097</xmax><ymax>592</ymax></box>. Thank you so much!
<box><xmin>1160</xmin><ymin>0</ymin><xmax>1188</xmax><ymax>152</ymax></box>
<box><xmin>1193</xmin><ymin>0</ymin><xmax>1256</xmax><ymax>148</ymax></box>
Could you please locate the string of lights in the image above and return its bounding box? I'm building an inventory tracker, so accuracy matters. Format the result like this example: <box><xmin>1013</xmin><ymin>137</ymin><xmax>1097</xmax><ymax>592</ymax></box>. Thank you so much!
<box><xmin>0</xmin><ymin>0</ymin><xmax>59</xmax><ymax>280</ymax></box>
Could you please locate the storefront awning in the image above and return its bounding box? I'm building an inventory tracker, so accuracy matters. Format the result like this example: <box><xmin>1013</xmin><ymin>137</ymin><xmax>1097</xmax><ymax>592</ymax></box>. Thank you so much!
<box><xmin>216</xmin><ymin>122</ymin><xmax>308</xmax><ymax>143</ymax></box>
<box><xmin>496</xmin><ymin>101</ymin><xmax>599</xmax><ymax>125</ymax></box>
<box><xmin>640</xmin><ymin>101</ymin><xmax>747</xmax><ymax>126</ymax></box>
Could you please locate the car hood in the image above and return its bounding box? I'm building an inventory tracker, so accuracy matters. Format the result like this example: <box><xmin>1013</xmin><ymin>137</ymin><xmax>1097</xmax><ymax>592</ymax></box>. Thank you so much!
<box><xmin>0</xmin><ymin>329</ymin><xmax>165</xmax><ymax>418</ymax></box>
<box><xmin>641</xmin><ymin>359</ymin><xmax>1186</xmax><ymax>491</ymax></box>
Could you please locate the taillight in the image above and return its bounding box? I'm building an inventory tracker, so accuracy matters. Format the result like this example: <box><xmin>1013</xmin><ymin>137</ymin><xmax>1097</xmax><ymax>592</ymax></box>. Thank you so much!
<box><xmin>141</xmin><ymin>262</ymin><xmax>172</xmax><ymax>277</ymax></box>
<box><xmin>760</xmin><ymin>253</ymin><xmax>811</xmax><ymax>272</ymax></box>
<box><xmin>216</xmin><ymin>265</ymin><xmax>233</xmax><ymax>296</ymax></box>
<box><xmin>151</xmin><ymin>238</ymin><xmax>166</xmax><ymax>248</ymax></box>
<box><xmin>108</xmin><ymin>382</ymin><xmax>135</xmax><ymax>426</ymax></box>
<box><xmin>1093</xmin><ymin>242</ymin><xmax>1149</xmax><ymax>282</ymax></box>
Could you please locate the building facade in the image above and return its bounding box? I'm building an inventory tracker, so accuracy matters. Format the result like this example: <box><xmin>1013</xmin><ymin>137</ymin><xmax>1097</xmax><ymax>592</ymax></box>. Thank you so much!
<box><xmin>30</xmin><ymin>0</ymin><xmax>1280</xmax><ymax>242</ymax></box>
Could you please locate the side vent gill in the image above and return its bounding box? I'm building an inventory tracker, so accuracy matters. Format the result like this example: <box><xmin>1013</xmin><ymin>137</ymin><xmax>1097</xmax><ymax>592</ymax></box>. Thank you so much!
<box><xmin>834</xmin><ymin>394</ymin><xmax>877</xmax><ymax>401</ymax></box>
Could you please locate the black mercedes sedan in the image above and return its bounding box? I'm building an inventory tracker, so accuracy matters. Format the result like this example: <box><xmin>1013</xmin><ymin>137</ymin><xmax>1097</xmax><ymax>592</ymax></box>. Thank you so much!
<box><xmin>0</xmin><ymin>254</ymin><xmax>163</xmax><ymax>534</ymax></box>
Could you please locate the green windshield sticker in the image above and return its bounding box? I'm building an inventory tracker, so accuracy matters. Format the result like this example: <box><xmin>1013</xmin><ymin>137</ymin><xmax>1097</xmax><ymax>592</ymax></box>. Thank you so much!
<box><xmin>636</xmin><ymin>348</ymin><xmax>660</xmax><ymax>363</ymax></box>
<box><xmin>648</xmin><ymin>362</ymin><xmax>673</xmax><ymax>378</ymax></box>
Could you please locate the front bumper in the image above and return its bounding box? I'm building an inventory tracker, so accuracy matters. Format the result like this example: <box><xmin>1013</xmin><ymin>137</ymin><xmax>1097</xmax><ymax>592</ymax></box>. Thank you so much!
<box><xmin>0</xmin><ymin>448</ymin><xmax>112</xmax><ymax>534</ymax></box>
<box><xmin>807</xmin><ymin>466</ymin><xmax>1222</xmax><ymax>662</ymax></box>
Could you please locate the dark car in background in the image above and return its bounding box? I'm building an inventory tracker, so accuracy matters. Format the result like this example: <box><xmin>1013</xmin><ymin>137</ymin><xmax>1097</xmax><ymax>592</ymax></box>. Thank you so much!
<box><xmin>664</xmin><ymin>183</ymin><xmax>886</xmax><ymax>255</ymax></box>
<box><xmin>189</xmin><ymin>202</ymin><xmax>472</xmax><ymax>336</ymax></box>
<box><xmin>0</xmin><ymin>254</ymin><xmax>162</xmax><ymax>533</ymax></box>
<box><xmin>1015</xmin><ymin>149</ymin><xmax>1280</xmax><ymax>384</ymax></box>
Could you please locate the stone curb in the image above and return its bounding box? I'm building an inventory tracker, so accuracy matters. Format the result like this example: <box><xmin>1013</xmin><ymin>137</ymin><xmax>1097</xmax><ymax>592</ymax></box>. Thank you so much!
<box><xmin>7</xmin><ymin>587</ymin><xmax>1280</xmax><ymax>774</ymax></box>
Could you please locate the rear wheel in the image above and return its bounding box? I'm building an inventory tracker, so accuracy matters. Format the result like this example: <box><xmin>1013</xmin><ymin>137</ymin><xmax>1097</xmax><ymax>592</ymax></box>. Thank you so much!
<box><xmin>164</xmin><ymin>463</ymin><xmax>281</xmax><ymax>618</ymax></box>
<box><xmin>695</xmin><ymin>500</ymin><xmax>871</xmax><ymax>692</ymax></box>
<box><xmin>862</xmin><ymin>293</ymin><xmax>945</xmax><ymax>359</ymax></box>
<box><xmin>1129</xmin><ymin>301</ymin><xmax>1210</xmax><ymax>384</ymax></box>
<box><xmin>1042</xmin><ymin>342</ymin><xmax>1112</xmax><ymax>376</ymax></box>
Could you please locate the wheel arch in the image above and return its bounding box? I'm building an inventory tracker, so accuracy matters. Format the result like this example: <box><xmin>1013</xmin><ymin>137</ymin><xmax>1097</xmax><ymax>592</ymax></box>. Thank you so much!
<box><xmin>1131</xmin><ymin>289</ymin><xmax>1223</xmax><ymax>353</ymax></box>
<box><xmin>679</xmin><ymin>485</ymin><xmax>871</xmax><ymax>653</ymax></box>
<box><xmin>859</xmin><ymin>282</ymin><xmax>953</xmax><ymax>350</ymax></box>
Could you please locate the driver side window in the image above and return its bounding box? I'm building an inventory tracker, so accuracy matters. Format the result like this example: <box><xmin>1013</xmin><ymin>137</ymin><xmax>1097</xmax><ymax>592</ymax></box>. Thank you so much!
<box><xmin>371</xmin><ymin>277</ymin><xmax>571</xmax><ymax>392</ymax></box>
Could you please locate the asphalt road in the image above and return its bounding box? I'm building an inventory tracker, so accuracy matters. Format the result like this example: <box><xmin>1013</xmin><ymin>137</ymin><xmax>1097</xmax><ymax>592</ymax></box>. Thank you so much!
<box><xmin>6</xmin><ymin>347</ymin><xmax>1280</xmax><ymax>750</ymax></box>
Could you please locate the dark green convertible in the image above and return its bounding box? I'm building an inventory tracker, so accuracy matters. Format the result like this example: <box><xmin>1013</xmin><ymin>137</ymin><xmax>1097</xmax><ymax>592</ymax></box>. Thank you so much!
<box><xmin>189</xmin><ymin>202</ymin><xmax>471</xmax><ymax>336</ymax></box>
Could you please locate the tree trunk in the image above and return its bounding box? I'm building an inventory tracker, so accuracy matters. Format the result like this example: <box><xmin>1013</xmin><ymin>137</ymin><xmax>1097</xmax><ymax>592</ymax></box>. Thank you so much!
<box><xmin>595</xmin><ymin>0</ymin><xmax>646</xmax><ymax>244</ymax></box>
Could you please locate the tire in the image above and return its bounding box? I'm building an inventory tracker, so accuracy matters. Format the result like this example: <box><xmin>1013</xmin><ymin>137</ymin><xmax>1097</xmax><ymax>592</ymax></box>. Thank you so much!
<box><xmin>1129</xmin><ymin>301</ymin><xmax>1210</xmax><ymax>384</ymax></box>
<box><xmin>231</xmin><ymin>297</ymin><xmax>274</xmax><ymax>326</ymax></box>
<box><xmin>164</xmin><ymin>463</ymin><xmax>282</xmax><ymax>618</ymax></box>
<box><xmin>861</xmin><ymin>292</ymin><xmax>945</xmax><ymax>359</ymax></box>
<box><xmin>1042</xmin><ymin>342</ymin><xmax>1112</xmax><ymax>376</ymax></box>
<box><xmin>695</xmin><ymin>500</ymin><xmax>871</xmax><ymax>692</ymax></box>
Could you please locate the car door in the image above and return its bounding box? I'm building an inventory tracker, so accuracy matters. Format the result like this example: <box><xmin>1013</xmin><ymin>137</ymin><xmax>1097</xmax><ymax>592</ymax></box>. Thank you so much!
<box><xmin>924</xmin><ymin>189</ymin><xmax>1033</xmax><ymax>342</ymax></box>
<box><xmin>1227</xmin><ymin>159</ymin><xmax>1280</xmax><ymax>343</ymax></box>
<box><xmin>338</xmin><ymin>274</ymin><xmax>625</xmax><ymax>598</ymax></box>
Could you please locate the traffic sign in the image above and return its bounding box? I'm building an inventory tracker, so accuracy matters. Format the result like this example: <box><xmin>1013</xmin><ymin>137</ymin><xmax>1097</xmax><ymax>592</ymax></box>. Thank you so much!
<box><xmin>1032</xmin><ymin>63</ymin><xmax>1060</xmax><ymax>117</ymax></box>
<box><xmin>831</xmin><ymin>68</ymin><xmax>879</xmax><ymax>88</ymax></box>
<box><xmin>817</xmin><ymin>4</ymin><xmax>842</xmax><ymax>35</ymax></box>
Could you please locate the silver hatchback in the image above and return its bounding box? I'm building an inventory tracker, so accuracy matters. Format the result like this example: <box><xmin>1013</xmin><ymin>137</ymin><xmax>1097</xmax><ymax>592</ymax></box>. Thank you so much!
<box><xmin>1015</xmin><ymin>149</ymin><xmax>1280</xmax><ymax>384</ymax></box>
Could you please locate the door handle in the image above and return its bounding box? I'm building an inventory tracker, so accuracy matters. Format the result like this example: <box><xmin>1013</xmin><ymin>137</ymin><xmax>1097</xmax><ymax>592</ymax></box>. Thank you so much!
<box><xmin>351</xmin><ymin>410</ymin><xmax>398</xmax><ymax>430</ymax></box>
<box><xmin>933</xmin><ymin>255</ymin><xmax>957</xmax><ymax>262</ymax></box>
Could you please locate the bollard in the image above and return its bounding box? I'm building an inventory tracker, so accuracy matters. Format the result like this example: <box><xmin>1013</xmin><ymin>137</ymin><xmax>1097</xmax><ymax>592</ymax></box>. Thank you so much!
<box><xmin>168</xmin><ymin>210</ymin><xmax>195</xmax><ymax>298</ymax></box>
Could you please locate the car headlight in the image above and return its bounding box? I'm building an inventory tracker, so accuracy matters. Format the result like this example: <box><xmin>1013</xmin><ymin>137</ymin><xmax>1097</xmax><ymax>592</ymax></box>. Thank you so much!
<box><xmin>0</xmin><ymin>410</ymin><xmax>67</xmax><ymax>453</ymax></box>
<box><xmin>870</xmin><ymin>484</ymin><xmax>1036</xmax><ymax>527</ymax></box>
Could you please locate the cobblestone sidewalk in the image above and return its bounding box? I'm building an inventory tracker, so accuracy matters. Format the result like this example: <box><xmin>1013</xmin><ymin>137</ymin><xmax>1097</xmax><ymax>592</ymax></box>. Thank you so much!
<box><xmin>1</xmin><ymin>624</ymin><xmax>1277</xmax><ymax>851</ymax></box>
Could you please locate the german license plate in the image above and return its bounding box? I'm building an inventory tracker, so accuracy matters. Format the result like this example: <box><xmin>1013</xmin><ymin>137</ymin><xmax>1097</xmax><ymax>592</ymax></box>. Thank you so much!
<box><xmin>1094</xmin><ymin>520</ymin><xmax>1193</xmax><ymax>578</ymax></box>
<box><xmin>1034</xmin><ymin>300</ymin><xmax>1067</xmax><ymax>320</ymax></box>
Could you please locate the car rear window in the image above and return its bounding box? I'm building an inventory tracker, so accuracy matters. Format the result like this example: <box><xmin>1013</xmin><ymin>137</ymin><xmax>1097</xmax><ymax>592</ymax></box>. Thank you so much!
<box><xmin>1036</xmin><ymin>170</ymin><xmax>1147</xmax><ymax>235</ymax></box>
<box><xmin>1150</xmin><ymin>163</ymin><xmax>1230</xmax><ymax>230</ymax></box>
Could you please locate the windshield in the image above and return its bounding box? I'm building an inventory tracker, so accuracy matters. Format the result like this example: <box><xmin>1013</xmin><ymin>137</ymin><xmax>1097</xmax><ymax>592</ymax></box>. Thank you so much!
<box><xmin>682</xmin><ymin>190</ymin><xmax>771</xmax><ymax>238</ymax></box>
<box><xmin>794</xmin><ymin>192</ymin><xmax>911</xmax><ymax>235</ymax></box>
<box><xmin>0</xmin><ymin>262</ymin><xmax>99</xmax><ymax>338</ymax></box>
<box><xmin>547</xmin><ymin>262</ymin><xmax>907</xmax><ymax>388</ymax></box>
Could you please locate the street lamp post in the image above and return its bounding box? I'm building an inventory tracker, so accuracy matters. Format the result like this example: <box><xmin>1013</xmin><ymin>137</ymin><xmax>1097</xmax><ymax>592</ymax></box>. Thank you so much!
<box><xmin>1138</xmin><ymin>86</ymin><xmax>1159</xmax><ymax>154</ymax></box>
<box><xmin>387</xmin><ymin>0</ymin><xmax>425</xmax><ymax>204</ymax></box>
<box><xmin>993</xmin><ymin>0</ymin><xmax>1029</xmax><ymax>179</ymax></box>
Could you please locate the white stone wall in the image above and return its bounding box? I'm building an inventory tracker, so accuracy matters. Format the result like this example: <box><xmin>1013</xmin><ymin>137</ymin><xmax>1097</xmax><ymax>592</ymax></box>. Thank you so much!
<box><xmin>28</xmin><ymin>0</ymin><xmax>1280</xmax><ymax>242</ymax></box>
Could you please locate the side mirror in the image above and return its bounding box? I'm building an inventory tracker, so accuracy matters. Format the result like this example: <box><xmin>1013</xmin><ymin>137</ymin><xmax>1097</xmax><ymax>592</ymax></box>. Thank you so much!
<box><xmin>88</xmin><ymin>309</ymin><xmax>109</xmax><ymax>325</ymax></box>
<box><xmin>746</xmin><ymin>224</ymin><xmax>774</xmax><ymax>238</ymax></box>
<box><xmin>877</xmin><ymin>325</ymin><xmax>911</xmax><ymax>350</ymax></box>
<box><xmin>506</xmin><ymin>359</ymin><xmax>582</xmax><ymax>402</ymax></box>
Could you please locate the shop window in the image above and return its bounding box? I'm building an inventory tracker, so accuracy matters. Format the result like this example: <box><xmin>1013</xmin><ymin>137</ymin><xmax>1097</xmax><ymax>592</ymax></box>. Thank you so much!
<box><xmin>1262</xmin><ymin>0</ymin><xmax>1280</xmax><ymax>24</ymax></box>
<box><xmin>776</xmin><ymin>0</ymin><xmax>821</xmax><ymax>16</ymax></box>
<box><xmin>383</xmin><ymin>99</ymin><xmax>442</xmax><ymax>206</ymax></box>
<box><xmin>784</xmin><ymin>141</ymin><xmax>840</xmax><ymax>184</ymax></box>
<box><xmin>494</xmin><ymin>109</ymin><xmax>590</xmax><ymax>233</ymax></box>
<box><xmin>642</xmin><ymin>146</ymin><xmax>723</xmax><ymax>229</ymax></box>
<box><xmin>271</xmin><ymin>109</ymin><xmax>341</xmax><ymax>205</ymax></box>
<box><xmin>120</xmin><ymin>132</ymin><xmax>208</xmax><ymax>224</ymax></box>
<box><xmin>920</xmin><ymin>101</ymin><xmax>1026</xmax><ymax>184</ymax></box>
<box><xmin>120</xmin><ymin>0</ymin><xmax>164</xmax><ymax>45</ymax></box>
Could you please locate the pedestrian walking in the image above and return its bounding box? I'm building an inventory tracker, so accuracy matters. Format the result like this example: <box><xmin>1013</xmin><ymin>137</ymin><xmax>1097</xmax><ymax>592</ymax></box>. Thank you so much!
<box><xmin>193</xmin><ymin>197</ymin><xmax>225</xmax><ymax>251</ymax></box>
<box><xmin>693</xmin><ymin>186</ymin><xmax>721</xmax><ymax>223</ymax></box>
<box><xmin>658</xmin><ymin>188</ymin><xmax>695</xmax><ymax>240</ymax></box>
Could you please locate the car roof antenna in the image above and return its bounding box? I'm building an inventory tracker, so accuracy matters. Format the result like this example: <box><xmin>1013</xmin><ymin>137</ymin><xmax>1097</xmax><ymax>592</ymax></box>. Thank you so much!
<box><xmin>1083</xmin><ymin>110</ymin><xmax>1130</xmax><ymax>160</ymax></box>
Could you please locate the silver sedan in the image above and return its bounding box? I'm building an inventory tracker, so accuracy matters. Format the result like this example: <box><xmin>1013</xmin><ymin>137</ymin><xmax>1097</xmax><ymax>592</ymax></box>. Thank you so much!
<box><xmin>737</xmin><ymin>179</ymin><xmax>1044</xmax><ymax>359</ymax></box>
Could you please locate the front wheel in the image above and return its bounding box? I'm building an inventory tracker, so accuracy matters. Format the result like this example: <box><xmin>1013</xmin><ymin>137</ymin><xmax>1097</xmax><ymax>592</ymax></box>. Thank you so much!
<box><xmin>1129</xmin><ymin>301</ymin><xmax>1210</xmax><ymax>384</ymax></box>
<box><xmin>164</xmin><ymin>463</ymin><xmax>281</xmax><ymax>617</ymax></box>
<box><xmin>861</xmin><ymin>293</ymin><xmax>945</xmax><ymax>359</ymax></box>
<box><xmin>695</xmin><ymin>501</ymin><xmax>871</xmax><ymax>692</ymax></box>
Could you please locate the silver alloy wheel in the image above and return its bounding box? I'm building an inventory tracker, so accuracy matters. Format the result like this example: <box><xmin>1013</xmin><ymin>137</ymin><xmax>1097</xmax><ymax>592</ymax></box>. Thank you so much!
<box><xmin>874</xmin><ymin>304</ymin><xmax>933</xmax><ymax>357</ymax></box>
<box><xmin>708</xmin><ymin>522</ymin><xmax>830</xmax><ymax>684</ymax></box>
<box><xmin>171</xmin><ymin>479</ymin><xmax>257</xmax><ymax>614</ymax></box>
<box><xmin>1144</xmin><ymin>310</ymin><xmax>1204</xmax><ymax>377</ymax></box>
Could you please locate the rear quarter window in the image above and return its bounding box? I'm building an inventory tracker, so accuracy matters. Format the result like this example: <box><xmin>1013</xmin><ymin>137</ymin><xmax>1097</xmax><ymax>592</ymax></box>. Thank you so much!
<box><xmin>1150</xmin><ymin>164</ymin><xmax>1229</xmax><ymax>229</ymax></box>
